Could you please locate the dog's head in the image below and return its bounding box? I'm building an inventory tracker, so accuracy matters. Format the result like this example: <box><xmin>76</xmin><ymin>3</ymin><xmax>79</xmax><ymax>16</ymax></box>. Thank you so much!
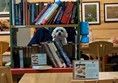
<box><xmin>52</xmin><ymin>27</ymin><xmax>68</xmax><ymax>39</ymax></box>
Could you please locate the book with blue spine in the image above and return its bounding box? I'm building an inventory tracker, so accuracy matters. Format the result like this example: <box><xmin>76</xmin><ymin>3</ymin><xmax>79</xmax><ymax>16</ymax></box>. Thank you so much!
<box><xmin>14</xmin><ymin>3</ymin><xmax>20</xmax><ymax>25</ymax></box>
<box><xmin>53</xmin><ymin>39</ymin><xmax>72</xmax><ymax>67</ymax></box>
<box><xmin>29</xmin><ymin>3</ymin><xmax>36</xmax><ymax>24</ymax></box>
<box><xmin>55</xmin><ymin>3</ymin><xmax>66</xmax><ymax>24</ymax></box>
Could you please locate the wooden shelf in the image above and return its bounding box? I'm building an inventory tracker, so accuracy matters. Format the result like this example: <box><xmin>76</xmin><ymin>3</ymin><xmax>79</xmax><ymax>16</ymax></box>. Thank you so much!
<box><xmin>11</xmin><ymin>24</ymin><xmax>78</xmax><ymax>28</ymax></box>
<box><xmin>11</xmin><ymin>68</ymin><xmax>73</xmax><ymax>75</ymax></box>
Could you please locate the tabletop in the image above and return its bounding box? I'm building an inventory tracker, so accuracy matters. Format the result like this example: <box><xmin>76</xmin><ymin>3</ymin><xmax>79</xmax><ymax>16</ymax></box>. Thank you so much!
<box><xmin>19</xmin><ymin>72</ymin><xmax>118</xmax><ymax>83</ymax></box>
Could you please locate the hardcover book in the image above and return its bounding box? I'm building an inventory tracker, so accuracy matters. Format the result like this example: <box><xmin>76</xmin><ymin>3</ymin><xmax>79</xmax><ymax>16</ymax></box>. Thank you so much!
<box><xmin>61</xmin><ymin>2</ymin><xmax>74</xmax><ymax>24</ymax></box>
<box><xmin>55</xmin><ymin>3</ymin><xmax>66</xmax><ymax>24</ymax></box>
<box><xmin>48</xmin><ymin>42</ymin><xmax>66</xmax><ymax>68</ymax></box>
<box><xmin>43</xmin><ymin>42</ymin><xmax>58</xmax><ymax>67</ymax></box>
<box><xmin>70</xmin><ymin>4</ymin><xmax>77</xmax><ymax>24</ymax></box>
<box><xmin>53</xmin><ymin>39</ymin><xmax>72</xmax><ymax>67</ymax></box>
<box><xmin>34</xmin><ymin>3</ymin><xmax>51</xmax><ymax>23</ymax></box>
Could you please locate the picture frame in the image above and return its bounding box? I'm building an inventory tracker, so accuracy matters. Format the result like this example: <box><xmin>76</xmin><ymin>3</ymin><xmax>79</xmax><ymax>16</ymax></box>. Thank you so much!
<box><xmin>0</xmin><ymin>0</ymin><xmax>10</xmax><ymax>34</ymax></box>
<box><xmin>0</xmin><ymin>18</ymin><xmax>10</xmax><ymax>35</ymax></box>
<box><xmin>104</xmin><ymin>3</ymin><xmax>118</xmax><ymax>22</ymax></box>
<box><xmin>0</xmin><ymin>0</ymin><xmax>9</xmax><ymax>19</ymax></box>
<box><xmin>81</xmin><ymin>1</ymin><xmax>100</xmax><ymax>25</ymax></box>
<box><xmin>73</xmin><ymin>60</ymin><xmax>99</xmax><ymax>80</ymax></box>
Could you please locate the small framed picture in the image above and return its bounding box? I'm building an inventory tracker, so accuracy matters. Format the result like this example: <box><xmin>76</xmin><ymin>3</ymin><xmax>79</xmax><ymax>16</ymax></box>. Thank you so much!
<box><xmin>81</xmin><ymin>1</ymin><xmax>100</xmax><ymax>25</ymax></box>
<box><xmin>104</xmin><ymin>3</ymin><xmax>118</xmax><ymax>22</ymax></box>
<box><xmin>0</xmin><ymin>0</ymin><xmax>9</xmax><ymax>19</ymax></box>
<box><xmin>0</xmin><ymin>0</ymin><xmax>10</xmax><ymax>34</ymax></box>
<box><xmin>73</xmin><ymin>60</ymin><xmax>99</xmax><ymax>80</ymax></box>
<box><xmin>0</xmin><ymin>19</ymin><xmax>10</xmax><ymax>35</ymax></box>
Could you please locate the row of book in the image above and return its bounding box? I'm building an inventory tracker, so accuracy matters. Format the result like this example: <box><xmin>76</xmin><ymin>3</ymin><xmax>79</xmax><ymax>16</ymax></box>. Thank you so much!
<box><xmin>14</xmin><ymin>1</ymin><xmax>78</xmax><ymax>25</ymax></box>
<box><xmin>13</xmin><ymin>42</ymin><xmax>76</xmax><ymax>68</ymax></box>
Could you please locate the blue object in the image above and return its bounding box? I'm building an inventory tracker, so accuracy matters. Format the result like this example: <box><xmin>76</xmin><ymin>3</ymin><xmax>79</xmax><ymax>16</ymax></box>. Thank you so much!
<box><xmin>80</xmin><ymin>35</ymin><xmax>89</xmax><ymax>43</ymax></box>
<box><xmin>28</xmin><ymin>28</ymin><xmax>52</xmax><ymax>46</ymax></box>
<box><xmin>80</xmin><ymin>22</ymin><xmax>89</xmax><ymax>35</ymax></box>
<box><xmin>80</xmin><ymin>22</ymin><xmax>89</xmax><ymax>43</ymax></box>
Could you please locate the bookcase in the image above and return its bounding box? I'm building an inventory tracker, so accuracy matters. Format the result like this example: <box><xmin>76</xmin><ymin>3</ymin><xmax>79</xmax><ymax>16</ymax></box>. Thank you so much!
<box><xmin>9</xmin><ymin>0</ymin><xmax>81</xmax><ymax>69</ymax></box>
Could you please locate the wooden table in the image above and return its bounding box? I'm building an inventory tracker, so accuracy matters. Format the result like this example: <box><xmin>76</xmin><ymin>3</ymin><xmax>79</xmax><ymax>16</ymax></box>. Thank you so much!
<box><xmin>19</xmin><ymin>72</ymin><xmax>118</xmax><ymax>83</ymax></box>
<box><xmin>80</xmin><ymin>43</ymin><xmax>118</xmax><ymax>54</ymax></box>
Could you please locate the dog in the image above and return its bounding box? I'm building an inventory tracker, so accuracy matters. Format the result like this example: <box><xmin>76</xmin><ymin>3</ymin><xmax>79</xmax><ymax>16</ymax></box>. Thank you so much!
<box><xmin>52</xmin><ymin>27</ymin><xmax>68</xmax><ymax>45</ymax></box>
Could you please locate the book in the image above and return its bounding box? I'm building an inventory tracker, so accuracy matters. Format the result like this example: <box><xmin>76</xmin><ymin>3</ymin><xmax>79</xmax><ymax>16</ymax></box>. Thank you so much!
<box><xmin>29</xmin><ymin>3</ymin><xmax>36</xmax><ymax>24</ymax></box>
<box><xmin>24</xmin><ymin>1</ymin><xmax>29</xmax><ymax>25</ymax></box>
<box><xmin>48</xmin><ymin>42</ymin><xmax>66</xmax><ymax>68</ymax></box>
<box><xmin>46</xmin><ymin>8</ymin><xmax>58</xmax><ymax>24</ymax></box>
<box><xmin>34</xmin><ymin>2</ymin><xmax>51</xmax><ymax>23</ymax></box>
<box><xmin>55</xmin><ymin>3</ymin><xmax>66</xmax><ymax>24</ymax></box>
<box><xmin>61</xmin><ymin>2</ymin><xmax>74</xmax><ymax>24</ymax></box>
<box><xmin>14</xmin><ymin>4</ymin><xmax>20</xmax><ymax>25</ymax></box>
<box><xmin>13</xmin><ymin>47</ymin><xmax>20</xmax><ymax>68</ymax></box>
<box><xmin>70</xmin><ymin>4</ymin><xmax>77</xmax><ymax>24</ymax></box>
<box><xmin>18</xmin><ymin>47</ymin><xmax>24</xmax><ymax>68</ymax></box>
<box><xmin>53</xmin><ymin>39</ymin><xmax>72</xmax><ymax>67</ymax></box>
<box><xmin>43</xmin><ymin>42</ymin><xmax>58</xmax><ymax>67</ymax></box>
<box><xmin>35</xmin><ymin>3</ymin><xmax>52</xmax><ymax>25</ymax></box>
<box><xmin>53</xmin><ymin>6</ymin><xmax>62</xmax><ymax>24</ymax></box>
<box><xmin>41</xmin><ymin>1</ymin><xmax>61</xmax><ymax>25</ymax></box>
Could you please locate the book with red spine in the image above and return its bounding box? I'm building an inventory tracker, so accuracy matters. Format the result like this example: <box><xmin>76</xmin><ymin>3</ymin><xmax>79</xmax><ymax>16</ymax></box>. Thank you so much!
<box><xmin>61</xmin><ymin>2</ymin><xmax>74</xmax><ymax>24</ymax></box>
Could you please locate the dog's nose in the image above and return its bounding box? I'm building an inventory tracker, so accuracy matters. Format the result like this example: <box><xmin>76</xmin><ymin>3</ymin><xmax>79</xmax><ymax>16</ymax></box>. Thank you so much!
<box><xmin>58</xmin><ymin>32</ymin><xmax>62</xmax><ymax>35</ymax></box>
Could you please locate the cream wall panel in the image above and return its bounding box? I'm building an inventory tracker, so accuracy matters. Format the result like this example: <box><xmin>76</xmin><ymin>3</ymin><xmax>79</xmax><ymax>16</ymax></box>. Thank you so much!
<box><xmin>92</xmin><ymin>29</ymin><xmax>118</xmax><ymax>39</ymax></box>
<box><xmin>0</xmin><ymin>36</ymin><xmax>10</xmax><ymax>43</ymax></box>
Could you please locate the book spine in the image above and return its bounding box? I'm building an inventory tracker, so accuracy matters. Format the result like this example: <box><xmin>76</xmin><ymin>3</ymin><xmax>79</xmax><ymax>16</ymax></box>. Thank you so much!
<box><xmin>50</xmin><ymin>42</ymin><xmax>66</xmax><ymax>68</ymax></box>
<box><xmin>13</xmin><ymin>47</ymin><xmax>20</xmax><ymax>68</ymax></box>
<box><xmin>35</xmin><ymin>4</ymin><xmax>52</xmax><ymax>25</ymax></box>
<box><xmin>46</xmin><ymin>9</ymin><xmax>58</xmax><ymax>24</ymax></box>
<box><xmin>53</xmin><ymin>39</ymin><xmax>72</xmax><ymax>67</ymax></box>
<box><xmin>19</xmin><ymin>1</ymin><xmax>23</xmax><ymax>25</ymax></box>
<box><xmin>24</xmin><ymin>1</ymin><xmax>29</xmax><ymax>25</ymax></box>
<box><xmin>11</xmin><ymin>0</ymin><xmax>15</xmax><ymax>25</ymax></box>
<box><xmin>44</xmin><ymin>43</ymin><xmax>58</xmax><ymax>67</ymax></box>
<box><xmin>34</xmin><ymin>3</ymin><xmax>51</xmax><ymax>23</ymax></box>
<box><xmin>70</xmin><ymin>4</ymin><xmax>77</xmax><ymax>24</ymax></box>
<box><xmin>41</xmin><ymin>1</ymin><xmax>61</xmax><ymax>25</ymax></box>
<box><xmin>55</xmin><ymin>4</ymin><xmax>66</xmax><ymax>24</ymax></box>
<box><xmin>14</xmin><ymin>4</ymin><xmax>20</xmax><ymax>25</ymax></box>
<box><xmin>53</xmin><ymin>6</ymin><xmax>62</xmax><ymax>24</ymax></box>
<box><xmin>61</xmin><ymin>2</ymin><xmax>74</xmax><ymax>24</ymax></box>
<box><xmin>29</xmin><ymin>3</ymin><xmax>35</xmax><ymax>24</ymax></box>
<box><xmin>19</xmin><ymin>47</ymin><xmax>24</xmax><ymax>68</ymax></box>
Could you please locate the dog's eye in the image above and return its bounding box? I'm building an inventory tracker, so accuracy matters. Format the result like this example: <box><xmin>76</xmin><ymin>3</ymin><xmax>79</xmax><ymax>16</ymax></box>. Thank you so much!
<box><xmin>56</xmin><ymin>30</ymin><xmax>58</xmax><ymax>32</ymax></box>
<box><xmin>61</xmin><ymin>30</ymin><xmax>63</xmax><ymax>32</ymax></box>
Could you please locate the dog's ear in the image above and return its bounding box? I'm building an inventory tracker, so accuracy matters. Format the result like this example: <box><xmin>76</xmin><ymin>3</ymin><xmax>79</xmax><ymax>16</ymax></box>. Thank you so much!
<box><xmin>64</xmin><ymin>32</ymin><xmax>68</xmax><ymax>38</ymax></box>
<box><xmin>51</xmin><ymin>30</ymin><xmax>56</xmax><ymax>38</ymax></box>
<box><xmin>63</xmin><ymin>28</ymin><xmax>68</xmax><ymax>38</ymax></box>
